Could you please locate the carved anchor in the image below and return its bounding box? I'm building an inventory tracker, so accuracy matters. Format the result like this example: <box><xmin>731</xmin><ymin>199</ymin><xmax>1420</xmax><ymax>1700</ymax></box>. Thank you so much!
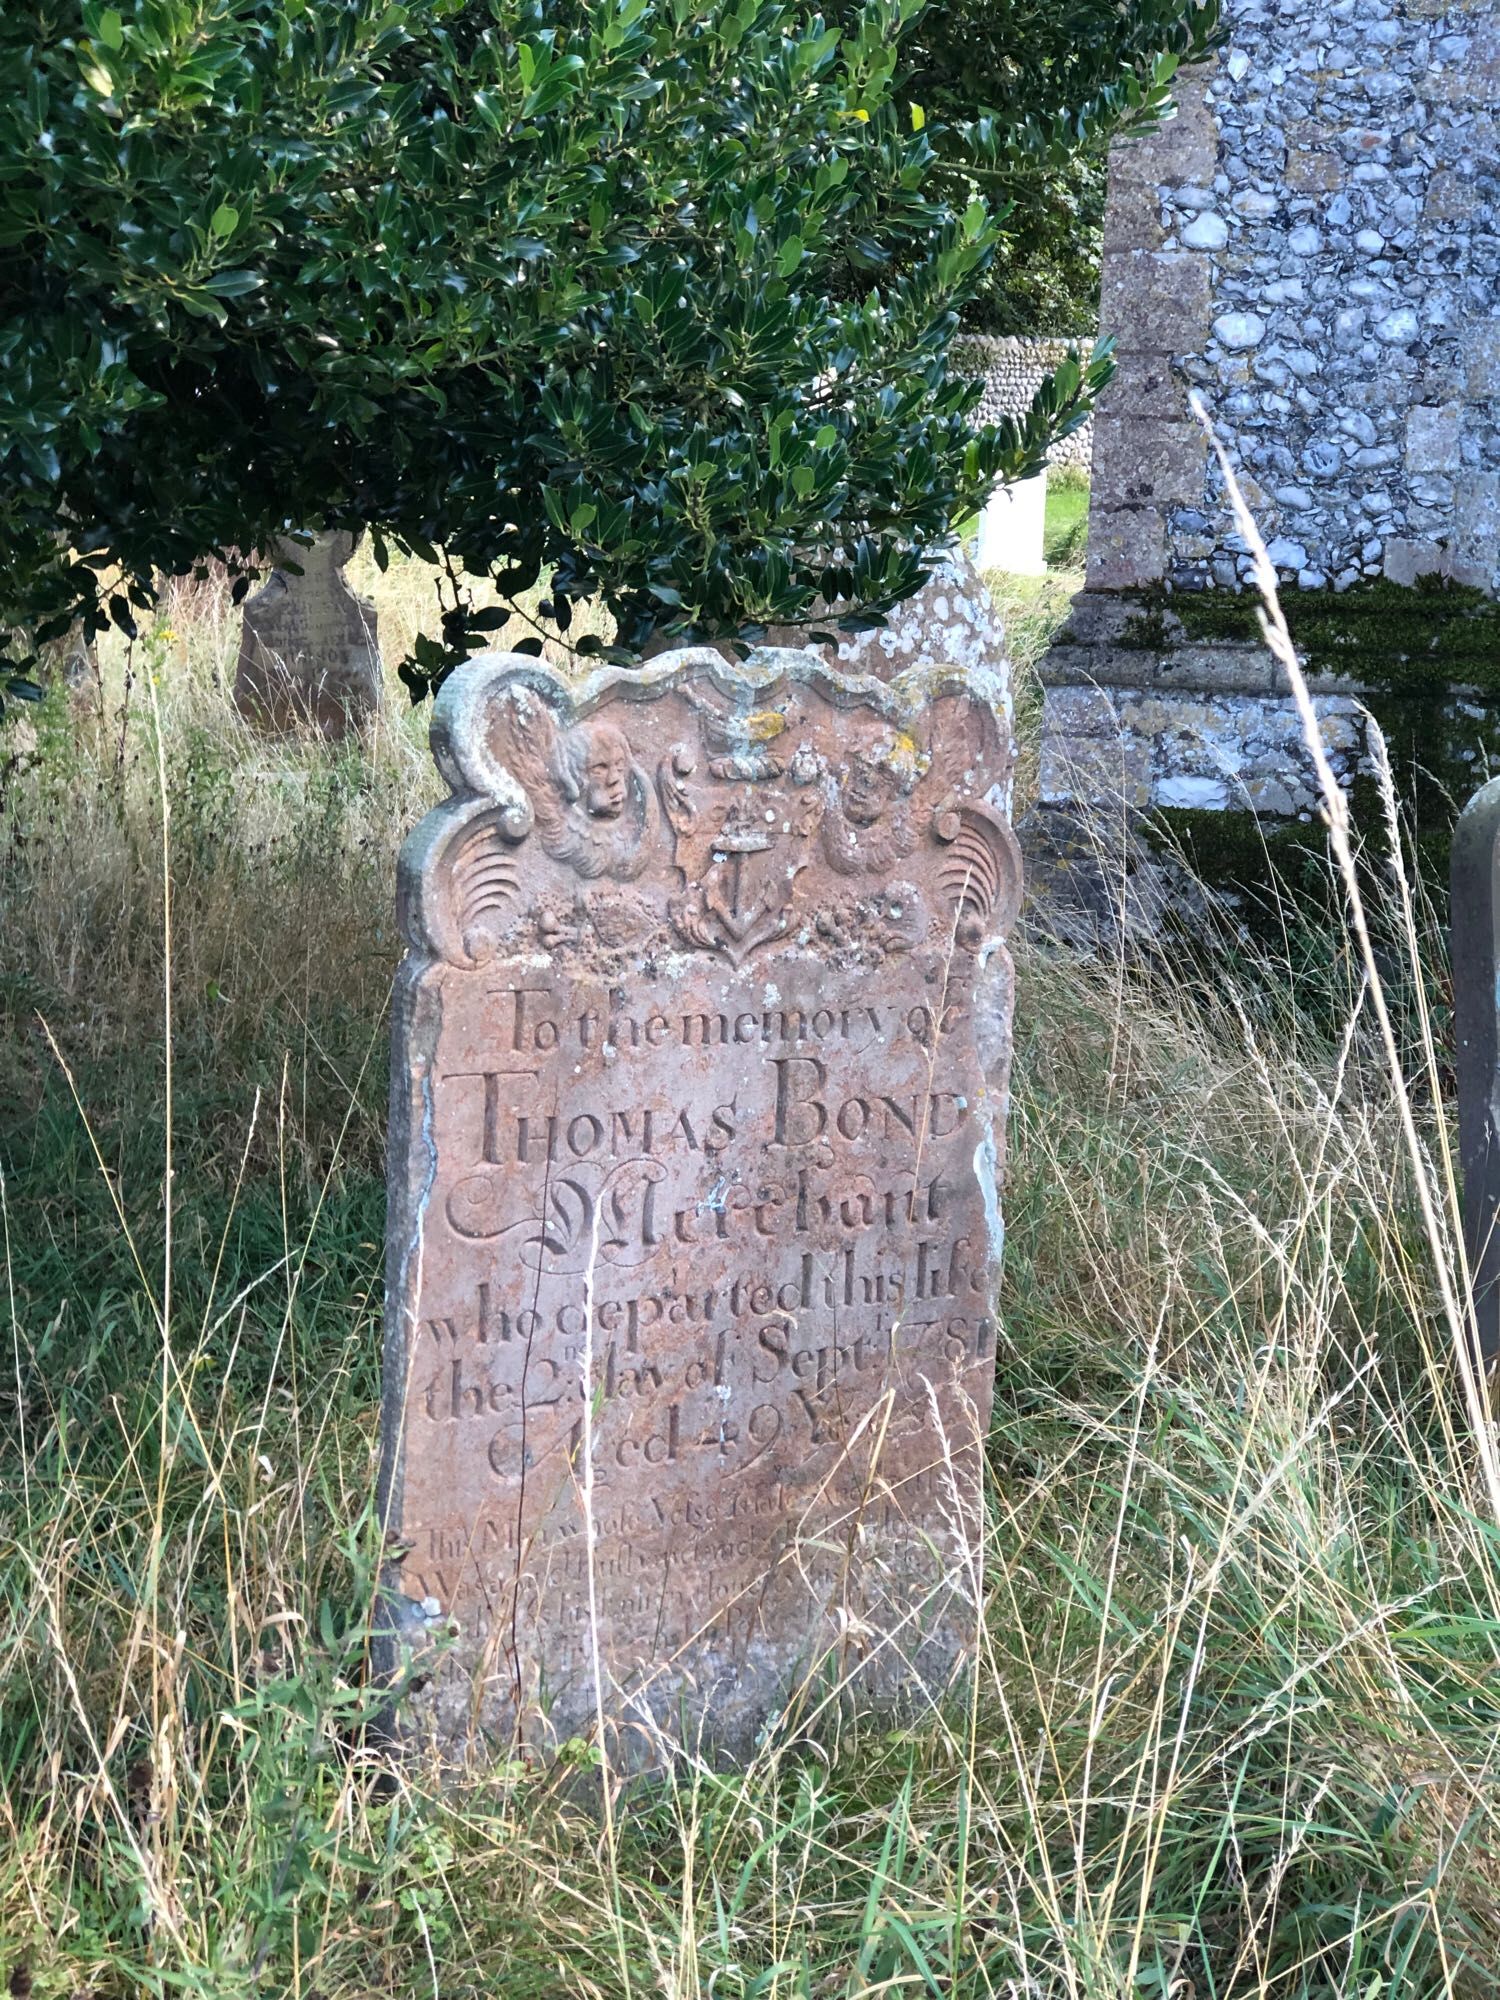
<box><xmin>662</xmin><ymin>769</ymin><xmax>807</xmax><ymax>964</ymax></box>
<box><xmin>704</xmin><ymin>814</ymin><xmax>782</xmax><ymax>945</ymax></box>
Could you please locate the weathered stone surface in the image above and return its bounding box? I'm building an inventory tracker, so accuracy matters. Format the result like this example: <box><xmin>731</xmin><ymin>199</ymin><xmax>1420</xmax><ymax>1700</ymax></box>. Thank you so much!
<box><xmin>1090</xmin><ymin>420</ymin><xmax>1208</xmax><ymax>514</ymax></box>
<box><xmin>1181</xmin><ymin>211</ymin><xmax>1230</xmax><ymax>252</ymax></box>
<box><xmin>819</xmin><ymin>547</ymin><xmax>1011</xmax><ymax>702</ymax></box>
<box><xmin>235</xmin><ymin>531</ymin><xmax>382</xmax><ymax>739</ymax></box>
<box><xmin>1092</xmin><ymin>352</ymin><xmax>1191</xmax><ymax>424</ymax></box>
<box><xmin>1426</xmin><ymin>168</ymin><xmax>1479</xmax><ymax>221</ymax></box>
<box><xmin>1043</xmin><ymin>637</ymin><xmax>1279</xmax><ymax>696</ymax></box>
<box><xmin>1455</xmin><ymin>470</ymin><xmax>1500</xmax><ymax>580</ymax></box>
<box><xmin>1384</xmin><ymin>535</ymin><xmax>1450</xmax><ymax>586</ymax></box>
<box><xmin>1212</xmin><ymin>311</ymin><xmax>1266</xmax><ymax>353</ymax></box>
<box><xmin>1042</xmin><ymin>685</ymin><xmax>1120</xmax><ymax>737</ymax></box>
<box><xmin>1406</xmin><ymin>403</ymin><xmax>1464</xmax><ymax>472</ymax></box>
<box><xmin>1084</xmin><ymin>505</ymin><xmax>1168</xmax><ymax>591</ymax></box>
<box><xmin>1466</xmin><ymin>322</ymin><xmax>1500</xmax><ymax>400</ymax></box>
<box><xmin>1081</xmin><ymin>12</ymin><xmax>1500</xmax><ymax>600</ymax></box>
<box><xmin>1110</xmin><ymin>63</ymin><xmax>1218</xmax><ymax>188</ymax></box>
<box><xmin>1099</xmin><ymin>250</ymin><xmax>1213</xmax><ymax>354</ymax></box>
<box><xmin>1282</xmin><ymin>147</ymin><xmax>1344</xmax><ymax>194</ymax></box>
<box><xmin>1035</xmin><ymin>680</ymin><xmax>1369</xmax><ymax>815</ymax></box>
<box><xmin>1102</xmin><ymin>176</ymin><xmax>1166</xmax><ymax>257</ymax></box>
<box><xmin>1039</xmin><ymin>730</ymin><xmax>1152</xmax><ymax>809</ymax></box>
<box><xmin>380</xmin><ymin>644</ymin><xmax>1018</xmax><ymax>1761</ymax></box>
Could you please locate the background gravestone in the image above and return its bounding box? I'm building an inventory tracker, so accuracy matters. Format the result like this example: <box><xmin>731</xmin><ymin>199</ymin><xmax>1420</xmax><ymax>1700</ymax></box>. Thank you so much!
<box><xmin>770</xmin><ymin>548</ymin><xmax>1015</xmax><ymax>810</ymax></box>
<box><xmin>975</xmin><ymin>473</ymin><xmax>1049</xmax><ymax>578</ymax></box>
<box><xmin>1452</xmin><ymin>774</ymin><xmax>1500</xmax><ymax>1373</ymax></box>
<box><xmin>381</xmin><ymin>644</ymin><xmax>1020</xmax><ymax>1761</ymax></box>
<box><xmin>824</xmin><ymin>545</ymin><xmax>1012</xmax><ymax>704</ymax></box>
<box><xmin>234</xmin><ymin>530</ymin><xmax>382</xmax><ymax>739</ymax></box>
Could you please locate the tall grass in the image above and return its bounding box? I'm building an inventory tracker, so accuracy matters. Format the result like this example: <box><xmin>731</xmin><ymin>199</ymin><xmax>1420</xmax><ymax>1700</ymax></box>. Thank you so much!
<box><xmin>2</xmin><ymin>554</ymin><xmax>1499</xmax><ymax>1997</ymax></box>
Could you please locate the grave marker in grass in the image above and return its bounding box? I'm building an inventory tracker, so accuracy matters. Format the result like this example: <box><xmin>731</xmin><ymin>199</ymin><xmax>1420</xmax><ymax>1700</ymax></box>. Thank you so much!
<box><xmin>380</xmin><ymin>641</ymin><xmax>1020</xmax><ymax>1760</ymax></box>
<box><xmin>234</xmin><ymin>531</ymin><xmax>383</xmax><ymax>740</ymax></box>
<box><xmin>1452</xmin><ymin>776</ymin><xmax>1500</xmax><ymax>1373</ymax></box>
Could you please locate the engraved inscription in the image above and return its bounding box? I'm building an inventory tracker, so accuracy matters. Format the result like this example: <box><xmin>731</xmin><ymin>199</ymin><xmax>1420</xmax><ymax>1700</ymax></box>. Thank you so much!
<box><xmin>382</xmin><ymin>644</ymin><xmax>1017</xmax><ymax>1760</ymax></box>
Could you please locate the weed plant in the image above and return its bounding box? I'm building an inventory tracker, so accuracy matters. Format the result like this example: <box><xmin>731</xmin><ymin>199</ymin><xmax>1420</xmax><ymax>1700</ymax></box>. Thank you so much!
<box><xmin>1</xmin><ymin>554</ymin><xmax>1499</xmax><ymax>1997</ymax></box>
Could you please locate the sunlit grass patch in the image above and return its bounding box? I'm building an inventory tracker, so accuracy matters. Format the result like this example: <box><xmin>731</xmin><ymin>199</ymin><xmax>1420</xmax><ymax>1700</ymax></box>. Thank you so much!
<box><xmin>1044</xmin><ymin>466</ymin><xmax>1090</xmax><ymax>573</ymax></box>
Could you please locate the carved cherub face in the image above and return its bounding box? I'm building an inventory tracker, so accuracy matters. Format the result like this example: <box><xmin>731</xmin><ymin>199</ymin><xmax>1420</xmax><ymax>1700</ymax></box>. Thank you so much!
<box><xmin>554</xmin><ymin>720</ymin><xmax>632</xmax><ymax>821</ymax></box>
<box><xmin>583</xmin><ymin>727</ymin><xmax>630</xmax><ymax>819</ymax></box>
<box><xmin>841</xmin><ymin>748</ymin><xmax>901</xmax><ymax>828</ymax></box>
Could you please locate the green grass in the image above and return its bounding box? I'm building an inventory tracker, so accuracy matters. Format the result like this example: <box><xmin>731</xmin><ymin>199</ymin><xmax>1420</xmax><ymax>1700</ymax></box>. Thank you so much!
<box><xmin>1043</xmin><ymin>466</ymin><xmax>1090</xmax><ymax>572</ymax></box>
<box><xmin>4</xmin><ymin>573</ymin><xmax>1500</xmax><ymax>1997</ymax></box>
<box><xmin>981</xmin><ymin>562</ymin><xmax>1081</xmax><ymax>812</ymax></box>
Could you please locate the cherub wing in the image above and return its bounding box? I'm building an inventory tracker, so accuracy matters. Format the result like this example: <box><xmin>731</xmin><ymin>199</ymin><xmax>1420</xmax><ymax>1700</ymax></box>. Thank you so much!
<box><xmin>494</xmin><ymin>691</ymin><xmax>579</xmax><ymax>863</ymax></box>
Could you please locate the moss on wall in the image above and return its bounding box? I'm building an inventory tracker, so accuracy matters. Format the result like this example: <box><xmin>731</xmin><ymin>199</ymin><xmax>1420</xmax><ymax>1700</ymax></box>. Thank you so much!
<box><xmin>1144</xmin><ymin>757</ymin><xmax>1465</xmax><ymax>924</ymax></box>
<box><xmin>1136</xmin><ymin>788</ymin><xmax>1444</xmax><ymax>1045</ymax></box>
<box><xmin>1122</xmin><ymin>575</ymin><xmax>1500</xmax><ymax>697</ymax></box>
<box><xmin>1145</xmin><ymin>800</ymin><xmax>1326</xmax><ymax>890</ymax></box>
<box><xmin>1101</xmin><ymin>576</ymin><xmax>1500</xmax><ymax>905</ymax></box>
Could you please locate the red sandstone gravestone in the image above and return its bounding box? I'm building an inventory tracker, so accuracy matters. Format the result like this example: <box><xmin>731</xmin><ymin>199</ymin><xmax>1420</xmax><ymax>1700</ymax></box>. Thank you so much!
<box><xmin>381</xmin><ymin>644</ymin><xmax>1020</xmax><ymax>1760</ymax></box>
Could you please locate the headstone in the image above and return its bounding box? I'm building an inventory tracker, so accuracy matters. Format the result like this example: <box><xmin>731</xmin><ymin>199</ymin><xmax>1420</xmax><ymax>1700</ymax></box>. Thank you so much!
<box><xmin>380</xmin><ymin>642</ymin><xmax>1020</xmax><ymax>1762</ymax></box>
<box><xmin>1451</xmin><ymin>775</ymin><xmax>1500</xmax><ymax>1373</ymax></box>
<box><xmin>234</xmin><ymin>530</ymin><xmax>382</xmax><ymax>739</ymax></box>
<box><xmin>830</xmin><ymin>546</ymin><xmax>1008</xmax><ymax>681</ymax></box>
<box><xmin>778</xmin><ymin>548</ymin><xmax>1014</xmax><ymax>780</ymax></box>
<box><xmin>974</xmin><ymin>472</ymin><xmax>1049</xmax><ymax>577</ymax></box>
<box><xmin>39</xmin><ymin>622</ymin><xmax>97</xmax><ymax>700</ymax></box>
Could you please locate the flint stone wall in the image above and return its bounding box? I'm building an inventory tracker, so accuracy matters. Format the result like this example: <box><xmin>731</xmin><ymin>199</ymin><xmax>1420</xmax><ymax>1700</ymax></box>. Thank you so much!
<box><xmin>1041</xmin><ymin>0</ymin><xmax>1500</xmax><ymax>829</ymax></box>
<box><xmin>1089</xmin><ymin>2</ymin><xmax>1500</xmax><ymax>596</ymax></box>
<box><xmin>952</xmin><ymin>336</ymin><xmax>1096</xmax><ymax>471</ymax></box>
